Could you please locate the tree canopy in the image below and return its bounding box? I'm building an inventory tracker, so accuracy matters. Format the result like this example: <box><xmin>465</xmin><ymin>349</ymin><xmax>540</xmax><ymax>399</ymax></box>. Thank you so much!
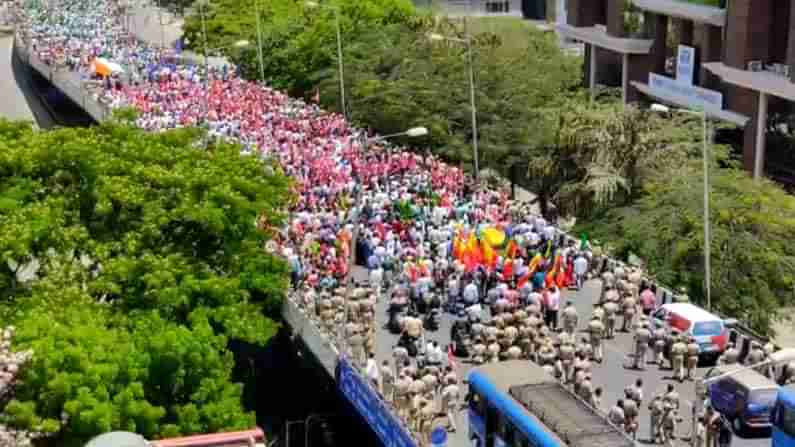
<box><xmin>0</xmin><ymin>118</ymin><xmax>291</xmax><ymax>444</ymax></box>
<box><xmin>575</xmin><ymin>123</ymin><xmax>795</xmax><ymax>334</ymax></box>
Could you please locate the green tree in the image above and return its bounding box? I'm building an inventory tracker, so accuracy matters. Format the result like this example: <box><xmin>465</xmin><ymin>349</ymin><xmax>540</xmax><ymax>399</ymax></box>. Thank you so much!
<box><xmin>0</xmin><ymin>119</ymin><xmax>290</xmax><ymax>444</ymax></box>
<box><xmin>579</xmin><ymin>144</ymin><xmax>795</xmax><ymax>335</ymax></box>
<box><xmin>524</xmin><ymin>98</ymin><xmax>702</xmax><ymax>218</ymax></box>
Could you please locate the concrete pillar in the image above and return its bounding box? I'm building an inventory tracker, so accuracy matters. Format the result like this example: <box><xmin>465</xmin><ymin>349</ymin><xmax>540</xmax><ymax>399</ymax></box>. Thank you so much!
<box><xmin>606</xmin><ymin>0</ymin><xmax>625</xmax><ymax>37</ymax></box>
<box><xmin>698</xmin><ymin>24</ymin><xmax>723</xmax><ymax>90</ymax></box>
<box><xmin>753</xmin><ymin>92</ymin><xmax>768</xmax><ymax>179</ymax></box>
<box><xmin>621</xmin><ymin>53</ymin><xmax>628</xmax><ymax>104</ymax></box>
<box><xmin>676</xmin><ymin>18</ymin><xmax>694</xmax><ymax>47</ymax></box>
<box><xmin>590</xmin><ymin>44</ymin><xmax>598</xmax><ymax>101</ymax></box>
<box><xmin>723</xmin><ymin>0</ymin><xmax>774</xmax><ymax>70</ymax></box>
<box><xmin>645</xmin><ymin>12</ymin><xmax>668</xmax><ymax>74</ymax></box>
<box><xmin>567</xmin><ymin>0</ymin><xmax>601</xmax><ymax>27</ymax></box>
<box><xmin>789</xmin><ymin>0</ymin><xmax>795</xmax><ymax>82</ymax></box>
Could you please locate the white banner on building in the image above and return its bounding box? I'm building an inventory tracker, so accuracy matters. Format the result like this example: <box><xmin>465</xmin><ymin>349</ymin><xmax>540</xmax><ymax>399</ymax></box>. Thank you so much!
<box><xmin>677</xmin><ymin>45</ymin><xmax>696</xmax><ymax>85</ymax></box>
<box><xmin>649</xmin><ymin>73</ymin><xmax>723</xmax><ymax>109</ymax></box>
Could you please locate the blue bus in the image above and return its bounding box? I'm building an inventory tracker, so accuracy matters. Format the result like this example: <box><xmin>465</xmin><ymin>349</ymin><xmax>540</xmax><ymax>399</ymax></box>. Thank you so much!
<box><xmin>467</xmin><ymin>361</ymin><xmax>633</xmax><ymax>447</ymax></box>
<box><xmin>772</xmin><ymin>384</ymin><xmax>795</xmax><ymax>447</ymax></box>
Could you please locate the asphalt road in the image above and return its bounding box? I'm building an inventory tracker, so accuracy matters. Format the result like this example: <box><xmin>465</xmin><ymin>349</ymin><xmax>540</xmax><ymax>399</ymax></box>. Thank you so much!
<box><xmin>0</xmin><ymin>33</ymin><xmax>37</xmax><ymax>123</ymax></box>
<box><xmin>369</xmin><ymin>270</ymin><xmax>770</xmax><ymax>447</ymax></box>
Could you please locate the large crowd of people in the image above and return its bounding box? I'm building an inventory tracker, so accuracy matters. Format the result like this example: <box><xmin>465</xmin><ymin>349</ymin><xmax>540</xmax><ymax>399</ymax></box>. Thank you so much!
<box><xmin>13</xmin><ymin>0</ymin><xmax>795</xmax><ymax>446</ymax></box>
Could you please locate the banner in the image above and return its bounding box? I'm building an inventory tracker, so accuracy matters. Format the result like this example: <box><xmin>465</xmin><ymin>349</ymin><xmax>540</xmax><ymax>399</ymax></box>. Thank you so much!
<box><xmin>337</xmin><ymin>358</ymin><xmax>417</xmax><ymax>447</ymax></box>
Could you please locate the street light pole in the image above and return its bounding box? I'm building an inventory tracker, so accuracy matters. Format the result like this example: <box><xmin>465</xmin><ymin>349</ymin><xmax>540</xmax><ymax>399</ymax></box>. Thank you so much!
<box><xmin>333</xmin><ymin>7</ymin><xmax>346</xmax><ymax>119</ymax></box>
<box><xmin>650</xmin><ymin>104</ymin><xmax>711</xmax><ymax>309</ymax></box>
<box><xmin>199</xmin><ymin>0</ymin><xmax>210</xmax><ymax>125</ymax></box>
<box><xmin>305</xmin><ymin>2</ymin><xmax>346</xmax><ymax>119</ymax></box>
<box><xmin>429</xmin><ymin>33</ymin><xmax>479</xmax><ymax>180</ymax></box>
<box><xmin>701</xmin><ymin>112</ymin><xmax>711</xmax><ymax>311</ymax></box>
<box><xmin>254</xmin><ymin>0</ymin><xmax>265</xmax><ymax>80</ymax></box>
<box><xmin>466</xmin><ymin>37</ymin><xmax>479</xmax><ymax>180</ymax></box>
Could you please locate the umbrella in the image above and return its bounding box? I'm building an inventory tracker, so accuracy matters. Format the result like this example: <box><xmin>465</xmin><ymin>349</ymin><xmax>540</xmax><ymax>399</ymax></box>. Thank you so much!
<box><xmin>92</xmin><ymin>57</ymin><xmax>124</xmax><ymax>76</ymax></box>
<box><xmin>483</xmin><ymin>227</ymin><xmax>506</xmax><ymax>247</ymax></box>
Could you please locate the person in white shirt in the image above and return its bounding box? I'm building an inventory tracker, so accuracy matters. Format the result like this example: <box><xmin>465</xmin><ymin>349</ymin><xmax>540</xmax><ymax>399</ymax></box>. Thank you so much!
<box><xmin>573</xmin><ymin>253</ymin><xmax>589</xmax><ymax>290</ymax></box>
<box><xmin>365</xmin><ymin>352</ymin><xmax>380</xmax><ymax>391</ymax></box>
<box><xmin>463</xmin><ymin>281</ymin><xmax>479</xmax><ymax>305</ymax></box>
<box><xmin>426</xmin><ymin>341</ymin><xmax>444</xmax><ymax>365</ymax></box>
<box><xmin>369</xmin><ymin>267</ymin><xmax>383</xmax><ymax>301</ymax></box>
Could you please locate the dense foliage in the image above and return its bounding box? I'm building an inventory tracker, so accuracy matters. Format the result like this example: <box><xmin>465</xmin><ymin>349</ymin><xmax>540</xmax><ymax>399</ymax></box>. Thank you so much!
<box><xmin>578</xmin><ymin>142</ymin><xmax>795</xmax><ymax>335</ymax></box>
<box><xmin>0</xmin><ymin>118</ymin><xmax>291</xmax><ymax>444</ymax></box>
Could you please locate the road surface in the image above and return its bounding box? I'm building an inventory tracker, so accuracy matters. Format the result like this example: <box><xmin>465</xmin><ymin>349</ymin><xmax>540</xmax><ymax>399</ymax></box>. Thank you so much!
<box><xmin>370</xmin><ymin>271</ymin><xmax>770</xmax><ymax>447</ymax></box>
<box><xmin>0</xmin><ymin>33</ymin><xmax>36</xmax><ymax>123</ymax></box>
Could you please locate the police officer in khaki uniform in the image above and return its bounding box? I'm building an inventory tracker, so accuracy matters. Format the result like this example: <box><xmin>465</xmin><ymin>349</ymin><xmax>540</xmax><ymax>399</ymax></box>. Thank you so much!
<box><xmin>718</xmin><ymin>342</ymin><xmax>739</xmax><ymax>365</ymax></box>
<box><xmin>562</xmin><ymin>301</ymin><xmax>578</xmax><ymax>337</ymax></box>
<box><xmin>671</xmin><ymin>335</ymin><xmax>688</xmax><ymax>382</ymax></box>
<box><xmin>652</xmin><ymin>325</ymin><xmax>667</xmax><ymax>368</ymax></box>
<box><xmin>441</xmin><ymin>377</ymin><xmax>459</xmax><ymax>432</ymax></box>
<box><xmin>633</xmin><ymin>322</ymin><xmax>651</xmax><ymax>370</ymax></box>
<box><xmin>746</xmin><ymin>342</ymin><xmax>766</xmax><ymax>369</ymax></box>
<box><xmin>487</xmin><ymin>337</ymin><xmax>501</xmax><ymax>363</ymax></box>
<box><xmin>648</xmin><ymin>394</ymin><xmax>664</xmax><ymax>444</ymax></box>
<box><xmin>621</xmin><ymin>295</ymin><xmax>637</xmax><ymax>333</ymax></box>
<box><xmin>472</xmin><ymin>336</ymin><xmax>487</xmax><ymax>365</ymax></box>
<box><xmin>559</xmin><ymin>339</ymin><xmax>576</xmax><ymax>383</ymax></box>
<box><xmin>349</xmin><ymin>326</ymin><xmax>366</xmax><ymax>367</ymax></box>
<box><xmin>592</xmin><ymin>303</ymin><xmax>606</xmax><ymax>325</ymax></box>
<box><xmin>588</xmin><ymin>315</ymin><xmax>605</xmax><ymax>363</ymax></box>
<box><xmin>381</xmin><ymin>360</ymin><xmax>395</xmax><ymax>403</ymax></box>
<box><xmin>660</xmin><ymin>402</ymin><xmax>677</xmax><ymax>447</ymax></box>
<box><xmin>686</xmin><ymin>336</ymin><xmax>700</xmax><ymax>381</ymax></box>
<box><xmin>579</xmin><ymin>373</ymin><xmax>594</xmax><ymax>402</ymax></box>
<box><xmin>505</xmin><ymin>344</ymin><xmax>522</xmax><ymax>360</ymax></box>
<box><xmin>394</xmin><ymin>374</ymin><xmax>411</xmax><ymax>419</ymax></box>
<box><xmin>623</xmin><ymin>389</ymin><xmax>639</xmax><ymax>440</ymax></box>
<box><xmin>604</xmin><ymin>300</ymin><xmax>619</xmax><ymax>339</ymax></box>
<box><xmin>601</xmin><ymin>270</ymin><xmax>615</xmax><ymax>301</ymax></box>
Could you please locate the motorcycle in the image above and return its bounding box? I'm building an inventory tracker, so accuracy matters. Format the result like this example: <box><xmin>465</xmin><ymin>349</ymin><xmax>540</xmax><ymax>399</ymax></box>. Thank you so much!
<box><xmin>424</xmin><ymin>307</ymin><xmax>441</xmax><ymax>331</ymax></box>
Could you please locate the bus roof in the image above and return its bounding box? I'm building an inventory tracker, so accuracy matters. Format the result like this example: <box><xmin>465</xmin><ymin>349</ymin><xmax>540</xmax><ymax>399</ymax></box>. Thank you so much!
<box><xmin>468</xmin><ymin>362</ymin><xmax>632</xmax><ymax>447</ymax></box>
<box><xmin>709</xmin><ymin>365</ymin><xmax>777</xmax><ymax>390</ymax></box>
<box><xmin>468</xmin><ymin>360</ymin><xmax>556</xmax><ymax>393</ymax></box>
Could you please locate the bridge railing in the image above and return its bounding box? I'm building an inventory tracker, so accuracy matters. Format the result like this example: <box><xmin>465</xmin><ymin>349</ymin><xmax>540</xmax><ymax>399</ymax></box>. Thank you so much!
<box><xmin>13</xmin><ymin>34</ymin><xmax>111</xmax><ymax>123</ymax></box>
<box><xmin>281</xmin><ymin>296</ymin><xmax>339</xmax><ymax>378</ymax></box>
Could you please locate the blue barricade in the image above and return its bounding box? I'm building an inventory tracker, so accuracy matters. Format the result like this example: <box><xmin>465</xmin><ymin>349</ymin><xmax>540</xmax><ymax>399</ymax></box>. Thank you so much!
<box><xmin>336</xmin><ymin>358</ymin><xmax>417</xmax><ymax>447</ymax></box>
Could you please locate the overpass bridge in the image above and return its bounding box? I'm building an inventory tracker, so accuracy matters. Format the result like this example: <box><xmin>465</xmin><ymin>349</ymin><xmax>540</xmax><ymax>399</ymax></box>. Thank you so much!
<box><xmin>9</xmin><ymin>16</ymin><xmax>777</xmax><ymax>447</ymax></box>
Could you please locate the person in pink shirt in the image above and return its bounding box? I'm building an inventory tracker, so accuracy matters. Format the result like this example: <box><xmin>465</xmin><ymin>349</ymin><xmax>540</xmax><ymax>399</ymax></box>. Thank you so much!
<box><xmin>640</xmin><ymin>284</ymin><xmax>657</xmax><ymax>316</ymax></box>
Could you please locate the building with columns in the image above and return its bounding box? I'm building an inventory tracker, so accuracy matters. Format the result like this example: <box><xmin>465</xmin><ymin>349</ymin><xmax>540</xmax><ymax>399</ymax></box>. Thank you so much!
<box><xmin>556</xmin><ymin>0</ymin><xmax>795</xmax><ymax>180</ymax></box>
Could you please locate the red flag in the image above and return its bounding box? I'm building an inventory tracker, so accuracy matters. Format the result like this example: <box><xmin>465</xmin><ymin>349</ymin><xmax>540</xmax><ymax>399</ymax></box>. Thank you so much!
<box><xmin>448</xmin><ymin>344</ymin><xmax>457</xmax><ymax>369</ymax></box>
<box><xmin>516</xmin><ymin>271</ymin><xmax>532</xmax><ymax>289</ymax></box>
<box><xmin>502</xmin><ymin>259</ymin><xmax>514</xmax><ymax>282</ymax></box>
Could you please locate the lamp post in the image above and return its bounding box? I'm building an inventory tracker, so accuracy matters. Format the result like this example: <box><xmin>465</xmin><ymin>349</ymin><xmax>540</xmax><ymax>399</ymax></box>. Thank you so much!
<box><xmin>254</xmin><ymin>0</ymin><xmax>265</xmax><ymax>80</ymax></box>
<box><xmin>429</xmin><ymin>32</ymin><xmax>479</xmax><ymax>180</ymax></box>
<box><xmin>339</xmin><ymin>126</ymin><xmax>428</xmax><ymax>352</ymax></box>
<box><xmin>305</xmin><ymin>1</ymin><xmax>346</xmax><ymax>119</ymax></box>
<box><xmin>650</xmin><ymin>103</ymin><xmax>711</xmax><ymax>311</ymax></box>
